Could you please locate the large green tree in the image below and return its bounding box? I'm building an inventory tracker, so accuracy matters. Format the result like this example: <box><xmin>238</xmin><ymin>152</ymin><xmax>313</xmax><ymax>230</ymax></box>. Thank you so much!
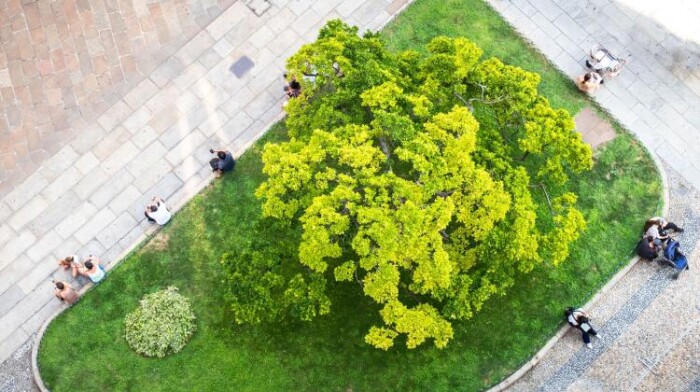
<box><xmin>226</xmin><ymin>20</ymin><xmax>592</xmax><ymax>350</ymax></box>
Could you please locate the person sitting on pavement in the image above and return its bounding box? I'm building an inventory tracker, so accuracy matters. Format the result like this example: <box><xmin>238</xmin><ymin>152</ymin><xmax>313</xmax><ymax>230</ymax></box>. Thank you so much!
<box><xmin>576</xmin><ymin>71</ymin><xmax>603</xmax><ymax>94</ymax></box>
<box><xmin>642</xmin><ymin>217</ymin><xmax>683</xmax><ymax>241</ymax></box>
<box><xmin>636</xmin><ymin>235</ymin><xmax>660</xmax><ymax>261</ymax></box>
<box><xmin>72</xmin><ymin>255</ymin><xmax>106</xmax><ymax>284</ymax></box>
<box><xmin>57</xmin><ymin>255</ymin><xmax>80</xmax><ymax>270</ymax></box>
<box><xmin>564</xmin><ymin>307</ymin><xmax>602</xmax><ymax>349</ymax></box>
<box><xmin>209</xmin><ymin>149</ymin><xmax>236</xmax><ymax>176</ymax></box>
<box><xmin>144</xmin><ymin>196</ymin><xmax>171</xmax><ymax>225</ymax></box>
<box><xmin>53</xmin><ymin>280</ymin><xmax>79</xmax><ymax>305</ymax></box>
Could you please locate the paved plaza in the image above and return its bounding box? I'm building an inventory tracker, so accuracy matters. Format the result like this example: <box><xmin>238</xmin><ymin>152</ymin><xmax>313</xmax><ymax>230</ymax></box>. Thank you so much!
<box><xmin>0</xmin><ymin>0</ymin><xmax>409</xmax><ymax>381</ymax></box>
<box><xmin>1</xmin><ymin>0</ymin><xmax>699</xmax><ymax>390</ymax></box>
<box><xmin>0</xmin><ymin>0</ymin><xmax>238</xmax><ymax>199</ymax></box>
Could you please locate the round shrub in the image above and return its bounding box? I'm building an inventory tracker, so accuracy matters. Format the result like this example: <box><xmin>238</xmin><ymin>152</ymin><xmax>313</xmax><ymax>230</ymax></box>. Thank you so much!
<box><xmin>125</xmin><ymin>287</ymin><xmax>196</xmax><ymax>357</ymax></box>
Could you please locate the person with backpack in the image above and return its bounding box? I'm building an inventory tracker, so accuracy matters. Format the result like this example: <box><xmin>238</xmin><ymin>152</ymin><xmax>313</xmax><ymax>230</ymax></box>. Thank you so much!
<box><xmin>565</xmin><ymin>307</ymin><xmax>602</xmax><ymax>349</ymax></box>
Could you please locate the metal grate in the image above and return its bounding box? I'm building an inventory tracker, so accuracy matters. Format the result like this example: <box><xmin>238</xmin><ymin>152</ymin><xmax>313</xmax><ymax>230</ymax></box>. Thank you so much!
<box><xmin>230</xmin><ymin>56</ymin><xmax>255</xmax><ymax>78</ymax></box>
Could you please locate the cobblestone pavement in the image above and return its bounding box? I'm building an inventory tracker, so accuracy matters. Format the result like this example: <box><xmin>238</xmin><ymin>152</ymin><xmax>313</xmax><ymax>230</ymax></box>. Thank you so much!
<box><xmin>484</xmin><ymin>0</ymin><xmax>700</xmax><ymax>390</ymax></box>
<box><xmin>0</xmin><ymin>0</ymin><xmax>412</xmax><ymax>388</ymax></box>
<box><xmin>508</xmin><ymin>166</ymin><xmax>700</xmax><ymax>391</ymax></box>
<box><xmin>0</xmin><ymin>0</ymin><xmax>236</xmax><ymax>199</ymax></box>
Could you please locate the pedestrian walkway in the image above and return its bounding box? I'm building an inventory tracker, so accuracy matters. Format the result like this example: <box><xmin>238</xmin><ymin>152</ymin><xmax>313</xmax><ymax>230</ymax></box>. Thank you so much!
<box><xmin>0</xmin><ymin>0</ymin><xmax>237</xmax><ymax>198</ymax></box>
<box><xmin>505</xmin><ymin>167</ymin><xmax>700</xmax><ymax>391</ymax></box>
<box><xmin>0</xmin><ymin>0</ymin><xmax>410</xmax><ymax>371</ymax></box>
<box><xmin>483</xmin><ymin>0</ymin><xmax>700</xmax><ymax>390</ymax></box>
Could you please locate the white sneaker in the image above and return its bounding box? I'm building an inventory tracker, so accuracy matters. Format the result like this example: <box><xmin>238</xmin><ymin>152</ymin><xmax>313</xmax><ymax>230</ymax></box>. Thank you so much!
<box><xmin>586</xmin><ymin>343</ymin><xmax>593</xmax><ymax>349</ymax></box>
<box><xmin>595</xmin><ymin>333</ymin><xmax>603</xmax><ymax>340</ymax></box>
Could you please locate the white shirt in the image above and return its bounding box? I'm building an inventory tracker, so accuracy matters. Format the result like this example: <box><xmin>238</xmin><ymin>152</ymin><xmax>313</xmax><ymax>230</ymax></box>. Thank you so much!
<box><xmin>645</xmin><ymin>225</ymin><xmax>661</xmax><ymax>239</ymax></box>
<box><xmin>149</xmin><ymin>202</ymin><xmax>171</xmax><ymax>225</ymax></box>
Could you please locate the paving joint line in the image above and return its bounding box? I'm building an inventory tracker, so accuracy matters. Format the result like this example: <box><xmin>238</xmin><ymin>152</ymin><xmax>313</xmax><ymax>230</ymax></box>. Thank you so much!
<box><xmin>631</xmin><ymin>315</ymin><xmax>700</xmax><ymax>389</ymax></box>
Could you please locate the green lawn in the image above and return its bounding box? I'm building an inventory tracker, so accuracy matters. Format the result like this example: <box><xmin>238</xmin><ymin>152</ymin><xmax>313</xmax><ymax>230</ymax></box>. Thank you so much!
<box><xmin>38</xmin><ymin>0</ymin><xmax>661</xmax><ymax>390</ymax></box>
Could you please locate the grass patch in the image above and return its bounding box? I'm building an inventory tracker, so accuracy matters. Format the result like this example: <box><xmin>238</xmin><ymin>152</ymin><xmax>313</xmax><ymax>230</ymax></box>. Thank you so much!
<box><xmin>38</xmin><ymin>0</ymin><xmax>661</xmax><ymax>390</ymax></box>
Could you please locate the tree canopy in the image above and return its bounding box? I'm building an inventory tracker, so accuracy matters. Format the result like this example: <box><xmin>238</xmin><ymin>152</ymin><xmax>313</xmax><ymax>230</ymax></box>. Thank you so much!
<box><xmin>225</xmin><ymin>20</ymin><xmax>592</xmax><ymax>350</ymax></box>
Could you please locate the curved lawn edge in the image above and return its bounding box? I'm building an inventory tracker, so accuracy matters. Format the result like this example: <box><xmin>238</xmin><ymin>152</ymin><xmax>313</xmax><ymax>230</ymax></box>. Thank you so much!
<box><xmin>486</xmin><ymin>141</ymin><xmax>670</xmax><ymax>392</ymax></box>
<box><xmin>30</xmin><ymin>114</ymin><xmax>285</xmax><ymax>392</ymax></box>
<box><xmin>29</xmin><ymin>122</ymin><xmax>670</xmax><ymax>392</ymax></box>
<box><xmin>30</xmin><ymin>188</ymin><xmax>201</xmax><ymax>392</ymax></box>
<box><xmin>477</xmin><ymin>0</ymin><xmax>670</xmax><ymax>386</ymax></box>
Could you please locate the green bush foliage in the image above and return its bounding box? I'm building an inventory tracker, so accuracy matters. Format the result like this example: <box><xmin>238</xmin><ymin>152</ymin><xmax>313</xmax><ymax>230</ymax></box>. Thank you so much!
<box><xmin>124</xmin><ymin>287</ymin><xmax>197</xmax><ymax>358</ymax></box>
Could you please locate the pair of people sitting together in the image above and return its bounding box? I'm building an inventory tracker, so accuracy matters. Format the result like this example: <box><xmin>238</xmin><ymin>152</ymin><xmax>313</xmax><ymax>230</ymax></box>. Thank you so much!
<box><xmin>636</xmin><ymin>217</ymin><xmax>684</xmax><ymax>260</ymax></box>
<box><xmin>57</xmin><ymin>254</ymin><xmax>106</xmax><ymax>284</ymax></box>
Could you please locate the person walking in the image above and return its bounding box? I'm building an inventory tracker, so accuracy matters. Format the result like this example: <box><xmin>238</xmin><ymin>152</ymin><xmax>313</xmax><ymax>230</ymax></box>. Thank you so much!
<box><xmin>565</xmin><ymin>307</ymin><xmax>602</xmax><ymax>349</ymax></box>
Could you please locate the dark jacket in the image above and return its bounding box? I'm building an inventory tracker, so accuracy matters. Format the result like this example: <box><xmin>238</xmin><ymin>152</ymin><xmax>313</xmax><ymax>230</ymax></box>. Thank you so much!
<box><xmin>636</xmin><ymin>236</ymin><xmax>656</xmax><ymax>260</ymax></box>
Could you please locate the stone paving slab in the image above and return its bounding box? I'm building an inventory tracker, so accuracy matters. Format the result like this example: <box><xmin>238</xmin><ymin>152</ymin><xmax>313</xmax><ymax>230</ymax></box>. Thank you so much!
<box><xmin>0</xmin><ymin>0</ymin><xmax>418</xmax><ymax>374</ymax></box>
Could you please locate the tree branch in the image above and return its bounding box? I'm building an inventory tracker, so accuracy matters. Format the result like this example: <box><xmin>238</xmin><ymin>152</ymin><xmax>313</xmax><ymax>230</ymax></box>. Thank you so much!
<box><xmin>439</xmin><ymin>230</ymin><xmax>450</xmax><ymax>241</ymax></box>
<box><xmin>435</xmin><ymin>191</ymin><xmax>454</xmax><ymax>198</ymax></box>
<box><xmin>379</xmin><ymin>137</ymin><xmax>392</xmax><ymax>159</ymax></box>
<box><xmin>454</xmin><ymin>84</ymin><xmax>507</xmax><ymax>113</ymax></box>
<box><xmin>354</xmin><ymin>267</ymin><xmax>364</xmax><ymax>288</ymax></box>
<box><xmin>530</xmin><ymin>182</ymin><xmax>554</xmax><ymax>214</ymax></box>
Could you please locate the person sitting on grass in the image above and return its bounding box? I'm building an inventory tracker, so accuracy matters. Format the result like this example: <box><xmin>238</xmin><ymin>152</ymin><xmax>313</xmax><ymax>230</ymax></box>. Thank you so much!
<box><xmin>72</xmin><ymin>255</ymin><xmax>106</xmax><ymax>284</ymax></box>
<box><xmin>53</xmin><ymin>280</ymin><xmax>79</xmax><ymax>305</ymax></box>
<box><xmin>144</xmin><ymin>196</ymin><xmax>171</xmax><ymax>225</ymax></box>
<box><xmin>209</xmin><ymin>149</ymin><xmax>236</xmax><ymax>177</ymax></box>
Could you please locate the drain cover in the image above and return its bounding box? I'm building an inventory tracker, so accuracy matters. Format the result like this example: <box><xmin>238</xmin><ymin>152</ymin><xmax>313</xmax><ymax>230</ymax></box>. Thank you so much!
<box><xmin>230</xmin><ymin>56</ymin><xmax>255</xmax><ymax>78</ymax></box>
